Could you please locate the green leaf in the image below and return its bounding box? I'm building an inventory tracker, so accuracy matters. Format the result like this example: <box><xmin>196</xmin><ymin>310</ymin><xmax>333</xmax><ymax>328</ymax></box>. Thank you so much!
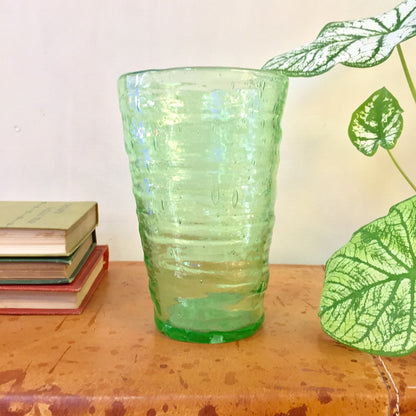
<box><xmin>319</xmin><ymin>195</ymin><xmax>416</xmax><ymax>356</ymax></box>
<box><xmin>348</xmin><ymin>87</ymin><xmax>403</xmax><ymax>156</ymax></box>
<box><xmin>263</xmin><ymin>0</ymin><xmax>416</xmax><ymax>76</ymax></box>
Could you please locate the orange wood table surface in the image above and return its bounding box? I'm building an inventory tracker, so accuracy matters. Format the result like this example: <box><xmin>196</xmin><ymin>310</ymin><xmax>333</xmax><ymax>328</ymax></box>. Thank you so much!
<box><xmin>1</xmin><ymin>262</ymin><xmax>416</xmax><ymax>416</ymax></box>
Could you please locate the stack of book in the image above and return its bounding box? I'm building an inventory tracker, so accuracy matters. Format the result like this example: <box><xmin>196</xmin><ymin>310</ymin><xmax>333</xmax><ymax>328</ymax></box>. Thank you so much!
<box><xmin>0</xmin><ymin>201</ymin><xmax>109</xmax><ymax>314</ymax></box>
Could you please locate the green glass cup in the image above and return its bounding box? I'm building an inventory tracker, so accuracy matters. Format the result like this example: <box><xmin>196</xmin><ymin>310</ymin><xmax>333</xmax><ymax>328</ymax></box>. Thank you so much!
<box><xmin>118</xmin><ymin>67</ymin><xmax>288</xmax><ymax>343</ymax></box>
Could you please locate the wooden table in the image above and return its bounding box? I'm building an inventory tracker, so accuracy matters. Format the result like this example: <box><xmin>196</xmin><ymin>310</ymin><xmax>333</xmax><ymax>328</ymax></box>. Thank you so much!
<box><xmin>1</xmin><ymin>262</ymin><xmax>416</xmax><ymax>415</ymax></box>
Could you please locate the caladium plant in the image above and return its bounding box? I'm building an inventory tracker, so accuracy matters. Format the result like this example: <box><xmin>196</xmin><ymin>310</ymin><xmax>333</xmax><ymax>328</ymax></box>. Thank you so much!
<box><xmin>348</xmin><ymin>87</ymin><xmax>403</xmax><ymax>157</ymax></box>
<box><xmin>320</xmin><ymin>195</ymin><xmax>416</xmax><ymax>356</ymax></box>
<box><xmin>265</xmin><ymin>0</ymin><xmax>416</xmax><ymax>356</ymax></box>
<box><xmin>263</xmin><ymin>0</ymin><xmax>416</xmax><ymax>76</ymax></box>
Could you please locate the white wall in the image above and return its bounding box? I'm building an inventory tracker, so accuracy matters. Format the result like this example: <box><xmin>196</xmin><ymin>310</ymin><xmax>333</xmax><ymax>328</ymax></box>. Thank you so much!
<box><xmin>1</xmin><ymin>0</ymin><xmax>415</xmax><ymax>264</ymax></box>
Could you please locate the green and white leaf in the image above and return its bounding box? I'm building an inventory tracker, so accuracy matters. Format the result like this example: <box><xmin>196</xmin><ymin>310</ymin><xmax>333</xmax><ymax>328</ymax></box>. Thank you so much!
<box><xmin>263</xmin><ymin>0</ymin><xmax>416</xmax><ymax>76</ymax></box>
<box><xmin>319</xmin><ymin>195</ymin><xmax>416</xmax><ymax>356</ymax></box>
<box><xmin>349</xmin><ymin>87</ymin><xmax>403</xmax><ymax>156</ymax></box>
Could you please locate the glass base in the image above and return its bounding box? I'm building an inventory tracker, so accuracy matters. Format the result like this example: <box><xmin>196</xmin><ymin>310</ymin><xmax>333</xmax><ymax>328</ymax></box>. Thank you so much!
<box><xmin>154</xmin><ymin>314</ymin><xmax>264</xmax><ymax>344</ymax></box>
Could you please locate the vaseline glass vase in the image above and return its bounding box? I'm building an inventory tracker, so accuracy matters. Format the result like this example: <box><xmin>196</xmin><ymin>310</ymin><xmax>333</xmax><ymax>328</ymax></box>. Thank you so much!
<box><xmin>118</xmin><ymin>67</ymin><xmax>288</xmax><ymax>343</ymax></box>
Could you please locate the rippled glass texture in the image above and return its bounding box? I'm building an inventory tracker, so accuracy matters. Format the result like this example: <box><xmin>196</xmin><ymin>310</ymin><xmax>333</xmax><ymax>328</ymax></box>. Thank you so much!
<box><xmin>118</xmin><ymin>67</ymin><xmax>288</xmax><ymax>343</ymax></box>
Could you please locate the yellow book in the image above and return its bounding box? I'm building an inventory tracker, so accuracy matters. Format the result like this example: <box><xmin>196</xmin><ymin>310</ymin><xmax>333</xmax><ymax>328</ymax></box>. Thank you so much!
<box><xmin>0</xmin><ymin>201</ymin><xmax>98</xmax><ymax>257</ymax></box>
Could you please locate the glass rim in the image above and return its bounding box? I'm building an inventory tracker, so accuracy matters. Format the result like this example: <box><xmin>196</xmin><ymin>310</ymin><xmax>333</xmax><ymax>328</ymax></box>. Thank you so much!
<box><xmin>118</xmin><ymin>66</ymin><xmax>288</xmax><ymax>82</ymax></box>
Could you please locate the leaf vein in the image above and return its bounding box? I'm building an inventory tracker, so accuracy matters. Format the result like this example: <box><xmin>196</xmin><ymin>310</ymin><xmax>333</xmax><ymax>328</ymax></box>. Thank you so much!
<box><xmin>353</xmin><ymin>278</ymin><xmax>403</xmax><ymax>343</ymax></box>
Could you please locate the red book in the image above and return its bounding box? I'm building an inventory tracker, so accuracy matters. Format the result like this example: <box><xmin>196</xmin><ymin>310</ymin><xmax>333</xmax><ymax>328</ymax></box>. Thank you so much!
<box><xmin>0</xmin><ymin>245</ymin><xmax>109</xmax><ymax>315</ymax></box>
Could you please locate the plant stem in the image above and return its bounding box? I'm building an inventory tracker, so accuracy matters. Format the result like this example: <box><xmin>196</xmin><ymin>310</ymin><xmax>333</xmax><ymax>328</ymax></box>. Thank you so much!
<box><xmin>397</xmin><ymin>44</ymin><xmax>416</xmax><ymax>105</ymax></box>
<box><xmin>395</xmin><ymin>44</ymin><xmax>416</xmax><ymax>193</ymax></box>
<box><xmin>387</xmin><ymin>149</ymin><xmax>416</xmax><ymax>193</ymax></box>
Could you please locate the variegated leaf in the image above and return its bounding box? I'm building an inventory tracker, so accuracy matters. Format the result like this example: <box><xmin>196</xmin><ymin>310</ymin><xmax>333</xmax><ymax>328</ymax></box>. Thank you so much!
<box><xmin>263</xmin><ymin>0</ymin><xmax>416</xmax><ymax>76</ymax></box>
<box><xmin>319</xmin><ymin>195</ymin><xmax>416</xmax><ymax>356</ymax></box>
<box><xmin>348</xmin><ymin>87</ymin><xmax>403</xmax><ymax>156</ymax></box>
